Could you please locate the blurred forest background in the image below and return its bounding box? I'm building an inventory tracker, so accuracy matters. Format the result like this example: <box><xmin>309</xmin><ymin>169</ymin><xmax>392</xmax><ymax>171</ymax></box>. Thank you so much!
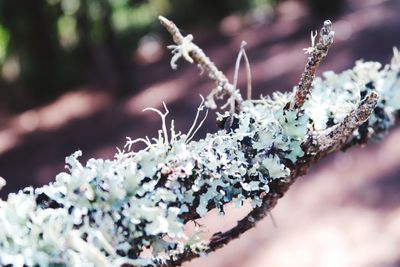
<box><xmin>0</xmin><ymin>0</ymin><xmax>348</xmax><ymax>110</ymax></box>
<box><xmin>1</xmin><ymin>0</ymin><xmax>400</xmax><ymax>266</ymax></box>
<box><xmin>0</xmin><ymin>0</ymin><xmax>280</xmax><ymax>108</ymax></box>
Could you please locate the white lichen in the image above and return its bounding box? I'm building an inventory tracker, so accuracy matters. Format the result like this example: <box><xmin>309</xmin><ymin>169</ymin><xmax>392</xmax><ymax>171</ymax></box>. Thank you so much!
<box><xmin>167</xmin><ymin>34</ymin><xmax>195</xmax><ymax>69</ymax></box>
<box><xmin>0</xmin><ymin>40</ymin><xmax>399</xmax><ymax>267</ymax></box>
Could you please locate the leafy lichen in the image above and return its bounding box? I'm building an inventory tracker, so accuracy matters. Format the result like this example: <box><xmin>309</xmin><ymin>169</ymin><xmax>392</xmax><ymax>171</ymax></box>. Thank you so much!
<box><xmin>0</xmin><ymin>36</ymin><xmax>399</xmax><ymax>267</ymax></box>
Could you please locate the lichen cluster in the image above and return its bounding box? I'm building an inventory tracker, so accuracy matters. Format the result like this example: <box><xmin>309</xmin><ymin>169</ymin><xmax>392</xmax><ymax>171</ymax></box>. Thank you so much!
<box><xmin>0</xmin><ymin>36</ymin><xmax>399</xmax><ymax>267</ymax></box>
<box><xmin>0</xmin><ymin>96</ymin><xmax>309</xmax><ymax>266</ymax></box>
<box><xmin>305</xmin><ymin>49</ymin><xmax>400</xmax><ymax>142</ymax></box>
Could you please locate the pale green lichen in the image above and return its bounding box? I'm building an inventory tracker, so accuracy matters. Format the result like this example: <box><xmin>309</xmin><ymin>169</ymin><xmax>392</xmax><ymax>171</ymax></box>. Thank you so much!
<box><xmin>0</xmin><ymin>50</ymin><xmax>399</xmax><ymax>266</ymax></box>
<box><xmin>304</xmin><ymin>49</ymin><xmax>400</xmax><ymax>142</ymax></box>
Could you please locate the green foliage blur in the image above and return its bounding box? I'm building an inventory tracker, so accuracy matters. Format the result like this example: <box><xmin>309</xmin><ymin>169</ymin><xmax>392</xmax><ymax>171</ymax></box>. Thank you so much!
<box><xmin>0</xmin><ymin>0</ymin><xmax>275</xmax><ymax>105</ymax></box>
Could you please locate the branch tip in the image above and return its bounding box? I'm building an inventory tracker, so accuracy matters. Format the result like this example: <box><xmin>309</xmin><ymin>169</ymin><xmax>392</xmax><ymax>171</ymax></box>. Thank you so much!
<box><xmin>159</xmin><ymin>16</ymin><xmax>243</xmax><ymax>110</ymax></box>
<box><xmin>308</xmin><ymin>91</ymin><xmax>380</xmax><ymax>153</ymax></box>
<box><xmin>291</xmin><ymin>19</ymin><xmax>335</xmax><ymax>110</ymax></box>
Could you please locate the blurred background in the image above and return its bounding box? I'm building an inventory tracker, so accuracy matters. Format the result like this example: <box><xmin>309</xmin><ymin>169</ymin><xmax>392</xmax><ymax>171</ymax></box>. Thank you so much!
<box><xmin>0</xmin><ymin>0</ymin><xmax>400</xmax><ymax>266</ymax></box>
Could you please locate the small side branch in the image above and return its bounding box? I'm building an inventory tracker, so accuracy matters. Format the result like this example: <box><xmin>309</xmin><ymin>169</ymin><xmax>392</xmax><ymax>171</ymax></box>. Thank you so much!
<box><xmin>291</xmin><ymin>20</ymin><xmax>335</xmax><ymax>109</ymax></box>
<box><xmin>233</xmin><ymin>41</ymin><xmax>253</xmax><ymax>100</ymax></box>
<box><xmin>307</xmin><ymin>91</ymin><xmax>380</xmax><ymax>154</ymax></box>
<box><xmin>159</xmin><ymin>16</ymin><xmax>243</xmax><ymax>110</ymax></box>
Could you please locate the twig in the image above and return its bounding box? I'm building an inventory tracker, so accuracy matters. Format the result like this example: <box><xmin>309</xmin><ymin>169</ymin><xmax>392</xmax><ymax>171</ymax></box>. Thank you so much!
<box><xmin>159</xmin><ymin>16</ymin><xmax>243</xmax><ymax>110</ymax></box>
<box><xmin>233</xmin><ymin>41</ymin><xmax>253</xmax><ymax>101</ymax></box>
<box><xmin>291</xmin><ymin>20</ymin><xmax>335</xmax><ymax>109</ymax></box>
<box><xmin>307</xmin><ymin>91</ymin><xmax>380</xmax><ymax>153</ymax></box>
<box><xmin>243</xmin><ymin>47</ymin><xmax>253</xmax><ymax>101</ymax></box>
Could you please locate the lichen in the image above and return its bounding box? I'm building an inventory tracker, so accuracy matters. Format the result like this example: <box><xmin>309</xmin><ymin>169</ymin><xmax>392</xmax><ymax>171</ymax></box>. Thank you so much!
<box><xmin>1</xmin><ymin>46</ymin><xmax>399</xmax><ymax>266</ymax></box>
<box><xmin>304</xmin><ymin>49</ymin><xmax>400</xmax><ymax>143</ymax></box>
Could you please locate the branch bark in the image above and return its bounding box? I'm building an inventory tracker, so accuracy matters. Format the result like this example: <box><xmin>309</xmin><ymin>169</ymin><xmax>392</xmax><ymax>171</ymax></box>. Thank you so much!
<box><xmin>0</xmin><ymin>18</ymin><xmax>399</xmax><ymax>267</ymax></box>
<box><xmin>159</xmin><ymin>16</ymin><xmax>243</xmax><ymax>110</ymax></box>
<box><xmin>291</xmin><ymin>20</ymin><xmax>335</xmax><ymax>109</ymax></box>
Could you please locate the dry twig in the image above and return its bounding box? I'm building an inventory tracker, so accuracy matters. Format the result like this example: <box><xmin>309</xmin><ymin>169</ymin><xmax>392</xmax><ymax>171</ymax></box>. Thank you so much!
<box><xmin>307</xmin><ymin>91</ymin><xmax>380</xmax><ymax>153</ymax></box>
<box><xmin>159</xmin><ymin>16</ymin><xmax>243</xmax><ymax>110</ymax></box>
<box><xmin>291</xmin><ymin>20</ymin><xmax>335</xmax><ymax>109</ymax></box>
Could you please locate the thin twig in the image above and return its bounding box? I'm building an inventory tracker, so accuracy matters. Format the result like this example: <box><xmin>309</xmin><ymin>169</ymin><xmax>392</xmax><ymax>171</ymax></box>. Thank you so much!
<box><xmin>307</xmin><ymin>91</ymin><xmax>380</xmax><ymax>154</ymax></box>
<box><xmin>243</xmin><ymin>46</ymin><xmax>253</xmax><ymax>100</ymax></box>
<box><xmin>159</xmin><ymin>16</ymin><xmax>243</xmax><ymax>110</ymax></box>
<box><xmin>291</xmin><ymin>20</ymin><xmax>335</xmax><ymax>109</ymax></box>
<box><xmin>233</xmin><ymin>41</ymin><xmax>245</xmax><ymax>91</ymax></box>
<box><xmin>233</xmin><ymin>41</ymin><xmax>253</xmax><ymax>100</ymax></box>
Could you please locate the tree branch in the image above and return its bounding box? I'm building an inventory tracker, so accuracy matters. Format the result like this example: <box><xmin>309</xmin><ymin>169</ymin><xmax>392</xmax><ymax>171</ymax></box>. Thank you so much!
<box><xmin>307</xmin><ymin>91</ymin><xmax>380</xmax><ymax>154</ymax></box>
<box><xmin>0</xmin><ymin>18</ymin><xmax>399</xmax><ymax>267</ymax></box>
<box><xmin>291</xmin><ymin>20</ymin><xmax>335</xmax><ymax>109</ymax></box>
<box><xmin>161</xmin><ymin>92</ymin><xmax>382</xmax><ymax>267</ymax></box>
<box><xmin>159</xmin><ymin>16</ymin><xmax>243</xmax><ymax>110</ymax></box>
